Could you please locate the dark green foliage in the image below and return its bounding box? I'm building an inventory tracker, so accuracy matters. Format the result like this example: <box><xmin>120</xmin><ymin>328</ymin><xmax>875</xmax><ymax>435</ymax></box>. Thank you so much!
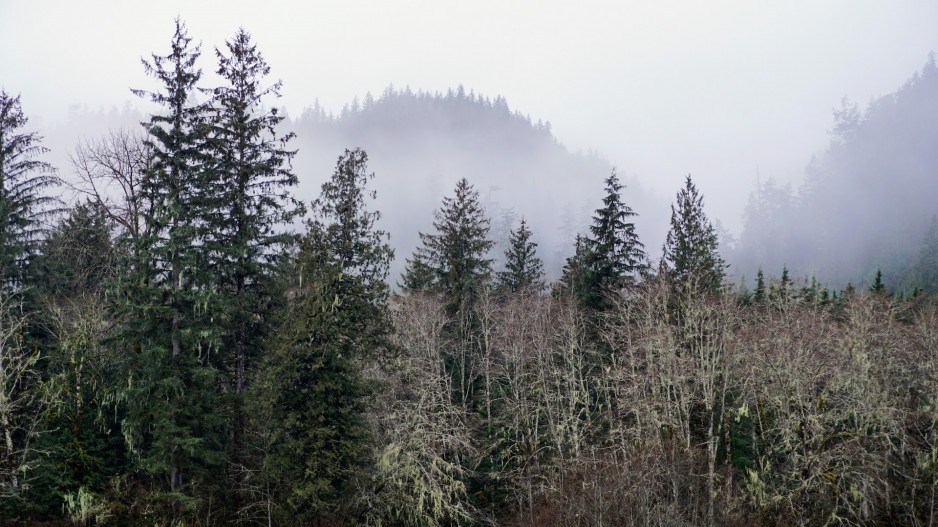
<box><xmin>497</xmin><ymin>217</ymin><xmax>545</xmax><ymax>292</ymax></box>
<box><xmin>870</xmin><ymin>268</ymin><xmax>885</xmax><ymax>294</ymax></box>
<box><xmin>205</xmin><ymin>28</ymin><xmax>304</xmax><ymax>504</ymax></box>
<box><xmin>661</xmin><ymin>175</ymin><xmax>725</xmax><ymax>295</ymax></box>
<box><xmin>0</xmin><ymin>90</ymin><xmax>58</xmax><ymax>290</ymax></box>
<box><xmin>252</xmin><ymin>148</ymin><xmax>392</xmax><ymax>522</ymax></box>
<box><xmin>588</xmin><ymin>169</ymin><xmax>646</xmax><ymax>295</ymax></box>
<box><xmin>36</xmin><ymin>202</ymin><xmax>117</xmax><ymax>298</ymax></box>
<box><xmin>557</xmin><ymin>234</ymin><xmax>595</xmax><ymax>305</ymax></box>
<box><xmin>399</xmin><ymin>244</ymin><xmax>436</xmax><ymax>292</ymax></box>
<box><xmin>406</xmin><ymin>177</ymin><xmax>494</xmax><ymax>313</ymax></box>
<box><xmin>754</xmin><ymin>269</ymin><xmax>766</xmax><ymax>304</ymax></box>
<box><xmin>119</xmin><ymin>19</ymin><xmax>227</xmax><ymax>521</ymax></box>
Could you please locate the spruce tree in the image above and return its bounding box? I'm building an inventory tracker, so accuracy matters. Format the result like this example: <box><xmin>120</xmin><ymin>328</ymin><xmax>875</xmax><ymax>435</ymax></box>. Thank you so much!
<box><xmin>252</xmin><ymin>148</ymin><xmax>392</xmax><ymax>522</ymax></box>
<box><xmin>497</xmin><ymin>218</ymin><xmax>544</xmax><ymax>292</ymax></box>
<box><xmin>661</xmin><ymin>175</ymin><xmax>725</xmax><ymax>295</ymax></box>
<box><xmin>121</xmin><ymin>19</ymin><xmax>224</xmax><ymax>521</ymax></box>
<box><xmin>205</xmin><ymin>27</ymin><xmax>303</xmax><ymax>494</ymax></box>
<box><xmin>0</xmin><ymin>91</ymin><xmax>58</xmax><ymax>291</ymax></box>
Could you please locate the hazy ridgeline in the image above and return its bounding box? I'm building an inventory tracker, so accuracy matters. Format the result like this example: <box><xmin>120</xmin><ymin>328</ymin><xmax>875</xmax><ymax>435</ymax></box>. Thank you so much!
<box><xmin>732</xmin><ymin>56</ymin><xmax>938</xmax><ymax>291</ymax></box>
<box><xmin>3</xmin><ymin>19</ymin><xmax>938</xmax><ymax>527</ymax></box>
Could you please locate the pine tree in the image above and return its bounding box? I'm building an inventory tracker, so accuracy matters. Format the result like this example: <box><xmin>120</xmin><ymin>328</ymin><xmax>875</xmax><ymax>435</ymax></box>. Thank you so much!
<box><xmin>661</xmin><ymin>175</ymin><xmax>725</xmax><ymax>295</ymax></box>
<box><xmin>252</xmin><ymin>148</ymin><xmax>392</xmax><ymax>522</ymax></box>
<box><xmin>205</xmin><ymin>28</ymin><xmax>303</xmax><ymax>495</ymax></box>
<box><xmin>0</xmin><ymin>91</ymin><xmax>58</xmax><ymax>291</ymax></box>
<box><xmin>120</xmin><ymin>19</ymin><xmax>224</xmax><ymax>521</ymax></box>
<box><xmin>585</xmin><ymin>169</ymin><xmax>646</xmax><ymax>306</ymax></box>
<box><xmin>497</xmin><ymin>218</ymin><xmax>545</xmax><ymax>292</ymax></box>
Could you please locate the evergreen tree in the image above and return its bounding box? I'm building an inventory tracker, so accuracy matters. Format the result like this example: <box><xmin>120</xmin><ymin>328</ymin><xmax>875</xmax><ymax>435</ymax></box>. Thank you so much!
<box><xmin>497</xmin><ymin>217</ymin><xmax>545</xmax><ymax>292</ymax></box>
<box><xmin>252</xmin><ymin>148</ymin><xmax>392</xmax><ymax>522</ymax></box>
<box><xmin>205</xmin><ymin>27</ymin><xmax>303</xmax><ymax>494</ymax></box>
<box><xmin>661</xmin><ymin>175</ymin><xmax>725</xmax><ymax>295</ymax></box>
<box><xmin>0</xmin><ymin>90</ymin><xmax>58</xmax><ymax>290</ymax></box>
<box><xmin>399</xmin><ymin>245</ymin><xmax>436</xmax><ymax>292</ymax></box>
<box><xmin>754</xmin><ymin>268</ymin><xmax>766</xmax><ymax>304</ymax></box>
<box><xmin>120</xmin><ymin>19</ymin><xmax>225</xmax><ymax>521</ymax></box>
<box><xmin>584</xmin><ymin>169</ymin><xmax>645</xmax><ymax>307</ymax></box>
<box><xmin>411</xmin><ymin>177</ymin><xmax>494</xmax><ymax>313</ymax></box>
<box><xmin>36</xmin><ymin>202</ymin><xmax>117</xmax><ymax>298</ymax></box>
<box><xmin>870</xmin><ymin>268</ymin><xmax>885</xmax><ymax>294</ymax></box>
<box><xmin>557</xmin><ymin>234</ymin><xmax>590</xmax><ymax>299</ymax></box>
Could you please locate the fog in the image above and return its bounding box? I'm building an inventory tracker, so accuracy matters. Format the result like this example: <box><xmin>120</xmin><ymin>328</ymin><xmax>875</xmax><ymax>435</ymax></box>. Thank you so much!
<box><xmin>3</xmin><ymin>1</ymin><xmax>938</xmax><ymax>286</ymax></box>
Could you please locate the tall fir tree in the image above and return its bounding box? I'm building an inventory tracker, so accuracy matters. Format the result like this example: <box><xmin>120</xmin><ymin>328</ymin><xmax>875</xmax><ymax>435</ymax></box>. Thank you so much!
<box><xmin>403</xmin><ymin>177</ymin><xmax>494</xmax><ymax>313</ymax></box>
<box><xmin>0</xmin><ymin>90</ymin><xmax>58</xmax><ymax>291</ymax></box>
<box><xmin>661</xmin><ymin>175</ymin><xmax>725</xmax><ymax>295</ymax></box>
<box><xmin>121</xmin><ymin>19</ymin><xmax>225</xmax><ymax>522</ymax></box>
<box><xmin>574</xmin><ymin>169</ymin><xmax>645</xmax><ymax>309</ymax></box>
<box><xmin>252</xmin><ymin>148</ymin><xmax>392</xmax><ymax>522</ymax></box>
<box><xmin>205</xmin><ymin>28</ymin><xmax>303</xmax><ymax>497</ymax></box>
<box><xmin>497</xmin><ymin>218</ymin><xmax>545</xmax><ymax>292</ymax></box>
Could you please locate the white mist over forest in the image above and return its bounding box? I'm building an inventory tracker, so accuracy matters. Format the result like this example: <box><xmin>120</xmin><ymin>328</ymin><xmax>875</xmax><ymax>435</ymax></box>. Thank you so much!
<box><xmin>5</xmin><ymin>4</ymin><xmax>938</xmax><ymax>526</ymax></box>
<box><xmin>4</xmin><ymin>2</ymin><xmax>938</xmax><ymax>288</ymax></box>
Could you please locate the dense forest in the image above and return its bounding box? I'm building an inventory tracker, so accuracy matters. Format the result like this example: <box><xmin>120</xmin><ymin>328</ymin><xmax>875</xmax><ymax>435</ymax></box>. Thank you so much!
<box><xmin>1</xmin><ymin>20</ymin><xmax>937</xmax><ymax>527</ymax></box>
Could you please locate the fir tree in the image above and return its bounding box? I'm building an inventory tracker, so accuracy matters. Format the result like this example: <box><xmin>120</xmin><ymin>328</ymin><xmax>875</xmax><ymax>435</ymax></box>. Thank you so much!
<box><xmin>584</xmin><ymin>169</ymin><xmax>645</xmax><ymax>307</ymax></box>
<box><xmin>661</xmin><ymin>175</ymin><xmax>725</xmax><ymax>295</ymax></box>
<box><xmin>497</xmin><ymin>218</ymin><xmax>545</xmax><ymax>292</ymax></box>
<box><xmin>252</xmin><ymin>148</ymin><xmax>392</xmax><ymax>522</ymax></box>
<box><xmin>399</xmin><ymin>245</ymin><xmax>436</xmax><ymax>292</ymax></box>
<box><xmin>754</xmin><ymin>268</ymin><xmax>766</xmax><ymax>304</ymax></box>
<box><xmin>412</xmin><ymin>177</ymin><xmax>494</xmax><ymax>313</ymax></box>
<box><xmin>205</xmin><ymin>27</ymin><xmax>303</xmax><ymax>494</ymax></box>
<box><xmin>870</xmin><ymin>268</ymin><xmax>885</xmax><ymax>294</ymax></box>
<box><xmin>0</xmin><ymin>91</ymin><xmax>58</xmax><ymax>291</ymax></box>
<box><xmin>557</xmin><ymin>234</ymin><xmax>591</xmax><ymax>300</ymax></box>
<box><xmin>121</xmin><ymin>19</ymin><xmax>224</xmax><ymax>521</ymax></box>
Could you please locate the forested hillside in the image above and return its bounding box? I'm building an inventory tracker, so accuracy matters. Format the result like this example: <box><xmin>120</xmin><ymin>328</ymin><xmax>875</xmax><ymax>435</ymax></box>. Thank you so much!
<box><xmin>1</xmin><ymin>19</ymin><xmax>937</xmax><ymax>527</ymax></box>
<box><xmin>734</xmin><ymin>55</ymin><xmax>938</xmax><ymax>290</ymax></box>
<box><xmin>288</xmin><ymin>86</ymin><xmax>665</xmax><ymax>279</ymax></box>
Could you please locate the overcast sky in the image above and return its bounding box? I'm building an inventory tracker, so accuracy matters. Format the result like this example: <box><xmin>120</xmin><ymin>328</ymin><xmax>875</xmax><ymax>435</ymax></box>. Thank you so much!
<box><xmin>2</xmin><ymin>1</ymin><xmax>937</xmax><ymax>232</ymax></box>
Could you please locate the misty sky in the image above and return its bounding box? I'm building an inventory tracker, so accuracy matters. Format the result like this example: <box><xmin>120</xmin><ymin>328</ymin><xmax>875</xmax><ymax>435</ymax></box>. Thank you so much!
<box><xmin>2</xmin><ymin>1</ymin><xmax>937</xmax><ymax>233</ymax></box>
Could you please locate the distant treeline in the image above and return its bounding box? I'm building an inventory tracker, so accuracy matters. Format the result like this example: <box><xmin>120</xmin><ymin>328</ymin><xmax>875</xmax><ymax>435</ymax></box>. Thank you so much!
<box><xmin>732</xmin><ymin>55</ymin><xmax>938</xmax><ymax>291</ymax></box>
<box><xmin>0</xmin><ymin>19</ymin><xmax>936</xmax><ymax>527</ymax></box>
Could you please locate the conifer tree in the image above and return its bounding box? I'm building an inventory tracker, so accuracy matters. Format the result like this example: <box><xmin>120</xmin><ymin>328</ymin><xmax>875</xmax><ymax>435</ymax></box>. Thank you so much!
<box><xmin>399</xmin><ymin>245</ymin><xmax>436</xmax><ymax>292</ymax></box>
<box><xmin>557</xmin><ymin>234</ymin><xmax>590</xmax><ymax>299</ymax></box>
<box><xmin>205</xmin><ymin>28</ymin><xmax>303</xmax><ymax>492</ymax></box>
<box><xmin>497</xmin><ymin>218</ymin><xmax>545</xmax><ymax>292</ymax></box>
<box><xmin>252</xmin><ymin>148</ymin><xmax>392</xmax><ymax>522</ymax></box>
<box><xmin>754</xmin><ymin>268</ymin><xmax>766</xmax><ymax>304</ymax></box>
<box><xmin>410</xmin><ymin>178</ymin><xmax>494</xmax><ymax>313</ymax></box>
<box><xmin>121</xmin><ymin>19</ymin><xmax>224</xmax><ymax>521</ymax></box>
<box><xmin>577</xmin><ymin>169</ymin><xmax>645</xmax><ymax>309</ymax></box>
<box><xmin>870</xmin><ymin>268</ymin><xmax>885</xmax><ymax>294</ymax></box>
<box><xmin>0</xmin><ymin>91</ymin><xmax>58</xmax><ymax>291</ymax></box>
<box><xmin>661</xmin><ymin>175</ymin><xmax>725</xmax><ymax>295</ymax></box>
